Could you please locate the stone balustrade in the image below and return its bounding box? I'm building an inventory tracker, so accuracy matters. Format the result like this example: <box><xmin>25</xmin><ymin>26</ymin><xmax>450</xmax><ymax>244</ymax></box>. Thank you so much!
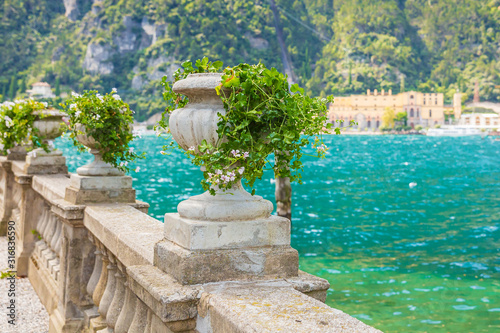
<box><xmin>0</xmin><ymin>148</ymin><xmax>381</xmax><ymax>333</ymax></box>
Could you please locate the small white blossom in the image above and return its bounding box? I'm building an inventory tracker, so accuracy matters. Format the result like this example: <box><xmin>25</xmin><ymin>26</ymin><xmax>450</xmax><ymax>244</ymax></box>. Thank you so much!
<box><xmin>119</xmin><ymin>161</ymin><xmax>129</xmax><ymax>167</ymax></box>
<box><xmin>316</xmin><ymin>144</ymin><xmax>327</xmax><ymax>153</ymax></box>
<box><xmin>95</xmin><ymin>114</ymin><xmax>101</xmax><ymax>120</ymax></box>
<box><xmin>243</xmin><ymin>152</ymin><xmax>249</xmax><ymax>158</ymax></box>
<box><xmin>4</xmin><ymin>115</ymin><xmax>13</xmax><ymax>128</ymax></box>
<box><xmin>135</xmin><ymin>166</ymin><xmax>140</xmax><ymax>172</ymax></box>
<box><xmin>112</xmin><ymin>87</ymin><xmax>117</xmax><ymax>93</ymax></box>
<box><xmin>71</xmin><ymin>91</ymin><xmax>81</xmax><ymax>98</ymax></box>
<box><xmin>160</xmin><ymin>150</ymin><xmax>167</xmax><ymax>155</ymax></box>
<box><xmin>238</xmin><ymin>167</ymin><xmax>245</xmax><ymax>175</ymax></box>
<box><xmin>187</xmin><ymin>146</ymin><xmax>196</xmax><ymax>152</ymax></box>
<box><xmin>215</xmin><ymin>169</ymin><xmax>223</xmax><ymax>175</ymax></box>
<box><xmin>128</xmin><ymin>147</ymin><xmax>134</xmax><ymax>153</ymax></box>
<box><xmin>74</xmin><ymin>110</ymin><xmax>81</xmax><ymax>117</ymax></box>
<box><xmin>112</xmin><ymin>94</ymin><xmax>121</xmax><ymax>101</ymax></box>
<box><xmin>70</xmin><ymin>103</ymin><xmax>77</xmax><ymax>110</ymax></box>
<box><xmin>42</xmin><ymin>102</ymin><xmax>48</xmax><ymax>108</ymax></box>
<box><xmin>231</xmin><ymin>149</ymin><xmax>241</xmax><ymax>157</ymax></box>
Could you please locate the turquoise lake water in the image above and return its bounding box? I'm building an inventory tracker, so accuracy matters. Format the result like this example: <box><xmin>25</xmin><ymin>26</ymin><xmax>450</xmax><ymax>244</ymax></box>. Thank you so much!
<box><xmin>55</xmin><ymin>135</ymin><xmax>500</xmax><ymax>333</ymax></box>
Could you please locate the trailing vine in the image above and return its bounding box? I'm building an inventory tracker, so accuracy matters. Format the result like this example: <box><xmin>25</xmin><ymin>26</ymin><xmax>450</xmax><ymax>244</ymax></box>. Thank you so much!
<box><xmin>62</xmin><ymin>90</ymin><xmax>145</xmax><ymax>173</ymax></box>
<box><xmin>159</xmin><ymin>58</ymin><xmax>342</xmax><ymax>195</ymax></box>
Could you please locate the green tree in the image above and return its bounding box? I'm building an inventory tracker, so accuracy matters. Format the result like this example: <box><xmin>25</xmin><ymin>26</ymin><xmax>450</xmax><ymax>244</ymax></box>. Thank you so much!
<box><xmin>8</xmin><ymin>75</ymin><xmax>16</xmax><ymax>100</ymax></box>
<box><xmin>394</xmin><ymin>112</ymin><xmax>407</xmax><ymax>126</ymax></box>
<box><xmin>18</xmin><ymin>76</ymin><xmax>26</xmax><ymax>96</ymax></box>
<box><xmin>382</xmin><ymin>107</ymin><xmax>395</xmax><ymax>128</ymax></box>
<box><xmin>54</xmin><ymin>77</ymin><xmax>60</xmax><ymax>96</ymax></box>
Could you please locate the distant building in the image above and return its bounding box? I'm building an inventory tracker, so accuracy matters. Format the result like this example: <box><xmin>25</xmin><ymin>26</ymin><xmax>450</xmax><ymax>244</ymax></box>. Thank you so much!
<box><xmin>328</xmin><ymin>89</ymin><xmax>462</xmax><ymax>130</ymax></box>
<box><xmin>458</xmin><ymin>102</ymin><xmax>500</xmax><ymax>129</ymax></box>
<box><xmin>26</xmin><ymin>82</ymin><xmax>55</xmax><ymax>99</ymax></box>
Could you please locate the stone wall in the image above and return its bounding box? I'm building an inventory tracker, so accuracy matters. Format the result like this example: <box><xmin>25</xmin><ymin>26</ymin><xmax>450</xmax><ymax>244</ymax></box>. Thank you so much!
<box><xmin>0</xmin><ymin>150</ymin><xmax>382</xmax><ymax>333</ymax></box>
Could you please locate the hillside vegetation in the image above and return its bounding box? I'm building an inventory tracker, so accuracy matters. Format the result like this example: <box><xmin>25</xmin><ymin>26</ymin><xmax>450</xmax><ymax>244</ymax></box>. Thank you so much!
<box><xmin>1</xmin><ymin>0</ymin><xmax>499</xmax><ymax>120</ymax></box>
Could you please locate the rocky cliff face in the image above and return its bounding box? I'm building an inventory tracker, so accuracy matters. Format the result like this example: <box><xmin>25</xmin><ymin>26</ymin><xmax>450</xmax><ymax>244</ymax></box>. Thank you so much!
<box><xmin>83</xmin><ymin>42</ymin><xmax>113</xmax><ymax>75</ymax></box>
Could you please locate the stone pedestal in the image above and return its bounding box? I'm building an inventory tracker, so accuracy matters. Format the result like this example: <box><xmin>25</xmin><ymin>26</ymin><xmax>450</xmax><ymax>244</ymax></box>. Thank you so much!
<box><xmin>65</xmin><ymin>174</ymin><xmax>136</xmax><ymax>205</ymax></box>
<box><xmin>155</xmin><ymin>213</ymin><xmax>299</xmax><ymax>285</ymax></box>
<box><xmin>24</xmin><ymin>149</ymin><xmax>68</xmax><ymax>175</ymax></box>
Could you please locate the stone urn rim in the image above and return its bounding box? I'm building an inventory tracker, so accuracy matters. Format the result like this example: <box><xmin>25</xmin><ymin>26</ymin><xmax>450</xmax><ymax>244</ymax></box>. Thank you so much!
<box><xmin>172</xmin><ymin>73</ymin><xmax>224</xmax><ymax>98</ymax></box>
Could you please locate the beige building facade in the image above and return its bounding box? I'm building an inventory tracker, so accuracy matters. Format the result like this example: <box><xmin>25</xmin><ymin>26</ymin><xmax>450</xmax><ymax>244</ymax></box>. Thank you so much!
<box><xmin>328</xmin><ymin>89</ymin><xmax>454</xmax><ymax>130</ymax></box>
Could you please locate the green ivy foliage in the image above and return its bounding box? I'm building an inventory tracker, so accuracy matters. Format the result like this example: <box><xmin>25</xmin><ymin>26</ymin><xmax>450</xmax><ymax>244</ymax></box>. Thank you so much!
<box><xmin>61</xmin><ymin>90</ymin><xmax>145</xmax><ymax>172</ymax></box>
<box><xmin>0</xmin><ymin>99</ymin><xmax>50</xmax><ymax>154</ymax></box>
<box><xmin>159</xmin><ymin>58</ymin><xmax>337</xmax><ymax>195</ymax></box>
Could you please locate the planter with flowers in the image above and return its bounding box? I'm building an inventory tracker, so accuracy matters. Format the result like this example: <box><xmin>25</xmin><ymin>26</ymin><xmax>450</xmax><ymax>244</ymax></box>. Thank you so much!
<box><xmin>61</xmin><ymin>90</ymin><xmax>144</xmax><ymax>204</ymax></box>
<box><xmin>0</xmin><ymin>99</ymin><xmax>67</xmax><ymax>174</ymax></box>
<box><xmin>153</xmin><ymin>58</ymin><xmax>338</xmax><ymax>284</ymax></box>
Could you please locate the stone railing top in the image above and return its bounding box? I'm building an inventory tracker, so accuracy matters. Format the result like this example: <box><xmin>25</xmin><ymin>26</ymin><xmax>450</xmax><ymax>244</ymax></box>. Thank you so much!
<box><xmin>198</xmin><ymin>281</ymin><xmax>383</xmax><ymax>333</ymax></box>
<box><xmin>84</xmin><ymin>204</ymin><xmax>163</xmax><ymax>267</ymax></box>
<box><xmin>32</xmin><ymin>174</ymin><xmax>70</xmax><ymax>204</ymax></box>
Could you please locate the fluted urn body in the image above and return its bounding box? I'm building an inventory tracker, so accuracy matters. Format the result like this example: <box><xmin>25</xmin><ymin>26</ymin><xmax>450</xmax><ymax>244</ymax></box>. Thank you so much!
<box><xmin>75</xmin><ymin>124</ymin><xmax>124</xmax><ymax>176</ymax></box>
<box><xmin>170</xmin><ymin>73</ymin><xmax>273</xmax><ymax>221</ymax></box>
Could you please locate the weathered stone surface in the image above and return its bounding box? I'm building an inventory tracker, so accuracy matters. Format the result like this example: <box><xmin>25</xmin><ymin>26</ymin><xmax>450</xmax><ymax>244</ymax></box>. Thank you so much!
<box><xmin>84</xmin><ymin>204</ymin><xmax>163</xmax><ymax>267</ymax></box>
<box><xmin>285</xmin><ymin>271</ymin><xmax>331</xmax><ymax>303</ymax></box>
<box><xmin>164</xmin><ymin>213</ymin><xmax>290</xmax><ymax>250</ymax></box>
<box><xmin>197</xmin><ymin>281</ymin><xmax>383</xmax><ymax>333</ymax></box>
<box><xmin>70</xmin><ymin>174</ymin><xmax>132</xmax><ymax>190</ymax></box>
<box><xmin>24</xmin><ymin>154</ymin><xmax>68</xmax><ymax>175</ymax></box>
<box><xmin>83</xmin><ymin>42</ymin><xmax>114</xmax><ymax>75</ymax></box>
<box><xmin>127</xmin><ymin>265</ymin><xmax>200</xmax><ymax>323</ymax></box>
<box><xmin>155</xmin><ymin>239</ymin><xmax>299</xmax><ymax>285</ymax></box>
<box><xmin>32</xmin><ymin>174</ymin><xmax>70</xmax><ymax>204</ymax></box>
<box><xmin>65</xmin><ymin>186</ymin><xmax>136</xmax><ymax>204</ymax></box>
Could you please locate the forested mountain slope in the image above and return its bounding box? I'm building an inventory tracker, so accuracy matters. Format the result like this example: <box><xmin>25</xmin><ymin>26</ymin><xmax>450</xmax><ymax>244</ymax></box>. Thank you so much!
<box><xmin>1</xmin><ymin>0</ymin><xmax>499</xmax><ymax>120</ymax></box>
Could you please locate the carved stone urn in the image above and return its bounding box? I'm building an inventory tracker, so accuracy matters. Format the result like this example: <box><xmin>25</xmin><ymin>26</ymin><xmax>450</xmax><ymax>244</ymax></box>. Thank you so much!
<box><xmin>157</xmin><ymin>73</ymin><xmax>298</xmax><ymax>285</ymax></box>
<box><xmin>23</xmin><ymin>109</ymin><xmax>68</xmax><ymax>174</ymax></box>
<box><xmin>75</xmin><ymin>124</ymin><xmax>124</xmax><ymax>176</ymax></box>
<box><xmin>169</xmin><ymin>73</ymin><xmax>273</xmax><ymax>221</ymax></box>
<box><xmin>32</xmin><ymin>109</ymin><xmax>66</xmax><ymax>155</ymax></box>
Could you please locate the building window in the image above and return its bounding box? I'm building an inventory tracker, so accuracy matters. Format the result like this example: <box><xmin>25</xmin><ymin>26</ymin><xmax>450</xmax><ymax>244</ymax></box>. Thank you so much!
<box><xmin>376</xmin><ymin>120</ymin><xmax>380</xmax><ymax>128</ymax></box>
<box><xmin>435</xmin><ymin>99</ymin><xmax>438</xmax><ymax>105</ymax></box>
<box><xmin>417</xmin><ymin>110</ymin><xmax>420</xmax><ymax>118</ymax></box>
<box><xmin>367</xmin><ymin>120</ymin><xmax>371</xmax><ymax>128</ymax></box>
<box><xmin>476</xmin><ymin>117</ymin><xmax>480</xmax><ymax>125</ymax></box>
<box><xmin>429</xmin><ymin>110</ymin><xmax>432</xmax><ymax>117</ymax></box>
<box><xmin>486</xmin><ymin>118</ymin><xmax>491</xmax><ymax>125</ymax></box>
<box><xmin>410</xmin><ymin>95</ymin><xmax>414</xmax><ymax>99</ymax></box>
<box><xmin>410</xmin><ymin>109</ymin><xmax>414</xmax><ymax>117</ymax></box>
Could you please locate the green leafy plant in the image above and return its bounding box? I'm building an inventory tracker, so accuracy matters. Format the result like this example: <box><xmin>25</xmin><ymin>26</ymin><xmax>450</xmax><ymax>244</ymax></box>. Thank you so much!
<box><xmin>0</xmin><ymin>99</ymin><xmax>50</xmax><ymax>154</ymax></box>
<box><xmin>0</xmin><ymin>270</ymin><xmax>15</xmax><ymax>279</ymax></box>
<box><xmin>61</xmin><ymin>90</ymin><xmax>145</xmax><ymax>172</ymax></box>
<box><xmin>159</xmin><ymin>57</ymin><xmax>343</xmax><ymax>195</ymax></box>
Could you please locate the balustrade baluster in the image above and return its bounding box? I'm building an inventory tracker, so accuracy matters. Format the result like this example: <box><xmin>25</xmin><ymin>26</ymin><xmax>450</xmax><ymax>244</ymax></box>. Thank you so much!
<box><xmin>50</xmin><ymin>215</ymin><xmax>61</xmax><ymax>251</ymax></box>
<box><xmin>93</xmin><ymin>244</ymin><xmax>109</xmax><ymax>308</ymax></box>
<box><xmin>144</xmin><ymin>309</ymin><xmax>153</xmax><ymax>333</ymax></box>
<box><xmin>114</xmin><ymin>279</ymin><xmax>136</xmax><ymax>333</ymax></box>
<box><xmin>42</xmin><ymin>212</ymin><xmax>56</xmax><ymax>243</ymax></box>
<box><xmin>36</xmin><ymin>207</ymin><xmax>49</xmax><ymax>236</ymax></box>
<box><xmin>87</xmin><ymin>236</ymin><xmax>102</xmax><ymax>299</ymax></box>
<box><xmin>106</xmin><ymin>261</ymin><xmax>126</xmax><ymax>330</ymax></box>
<box><xmin>128</xmin><ymin>298</ymin><xmax>148</xmax><ymax>333</ymax></box>
<box><xmin>99</xmin><ymin>252</ymin><xmax>117</xmax><ymax>320</ymax></box>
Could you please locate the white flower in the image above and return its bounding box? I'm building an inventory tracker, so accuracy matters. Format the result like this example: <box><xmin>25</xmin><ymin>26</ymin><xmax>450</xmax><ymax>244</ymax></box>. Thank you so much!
<box><xmin>215</xmin><ymin>169</ymin><xmax>223</xmax><ymax>175</ymax></box>
<box><xmin>48</xmin><ymin>141</ymin><xmax>54</xmax><ymax>147</ymax></box>
<box><xmin>74</xmin><ymin>110</ymin><xmax>81</xmax><ymax>117</ymax></box>
<box><xmin>95</xmin><ymin>114</ymin><xmax>101</xmax><ymax>120</ymax></box>
<box><xmin>112</xmin><ymin>87</ymin><xmax>117</xmax><ymax>93</ymax></box>
<box><xmin>119</xmin><ymin>161</ymin><xmax>129</xmax><ymax>167</ymax></box>
<box><xmin>231</xmin><ymin>149</ymin><xmax>241</xmax><ymax>157</ymax></box>
<box><xmin>316</xmin><ymin>144</ymin><xmax>327</xmax><ymax>153</ymax></box>
<box><xmin>42</xmin><ymin>102</ymin><xmax>48</xmax><ymax>108</ymax></box>
<box><xmin>4</xmin><ymin>115</ymin><xmax>13</xmax><ymax>128</ymax></box>
<box><xmin>70</xmin><ymin>103</ymin><xmax>77</xmax><ymax>110</ymax></box>
<box><xmin>27</xmin><ymin>151</ymin><xmax>37</xmax><ymax>158</ymax></box>
<box><xmin>243</xmin><ymin>152</ymin><xmax>249</xmax><ymax>158</ymax></box>
<box><xmin>188</xmin><ymin>146</ymin><xmax>196</xmax><ymax>152</ymax></box>
<box><xmin>238</xmin><ymin>167</ymin><xmax>245</xmax><ymax>175</ymax></box>
<box><xmin>71</xmin><ymin>91</ymin><xmax>81</xmax><ymax>98</ymax></box>
<box><xmin>135</xmin><ymin>166</ymin><xmax>140</xmax><ymax>172</ymax></box>
<box><xmin>6</xmin><ymin>149</ymin><xmax>11</xmax><ymax>154</ymax></box>
<box><xmin>112</xmin><ymin>94</ymin><xmax>121</xmax><ymax>101</ymax></box>
<box><xmin>160</xmin><ymin>150</ymin><xmax>167</xmax><ymax>155</ymax></box>
<box><xmin>128</xmin><ymin>147</ymin><xmax>134</xmax><ymax>153</ymax></box>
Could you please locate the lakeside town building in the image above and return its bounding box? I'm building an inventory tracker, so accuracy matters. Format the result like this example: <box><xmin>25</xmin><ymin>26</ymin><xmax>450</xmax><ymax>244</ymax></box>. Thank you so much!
<box><xmin>328</xmin><ymin>89</ymin><xmax>462</xmax><ymax>130</ymax></box>
<box><xmin>26</xmin><ymin>82</ymin><xmax>55</xmax><ymax>99</ymax></box>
